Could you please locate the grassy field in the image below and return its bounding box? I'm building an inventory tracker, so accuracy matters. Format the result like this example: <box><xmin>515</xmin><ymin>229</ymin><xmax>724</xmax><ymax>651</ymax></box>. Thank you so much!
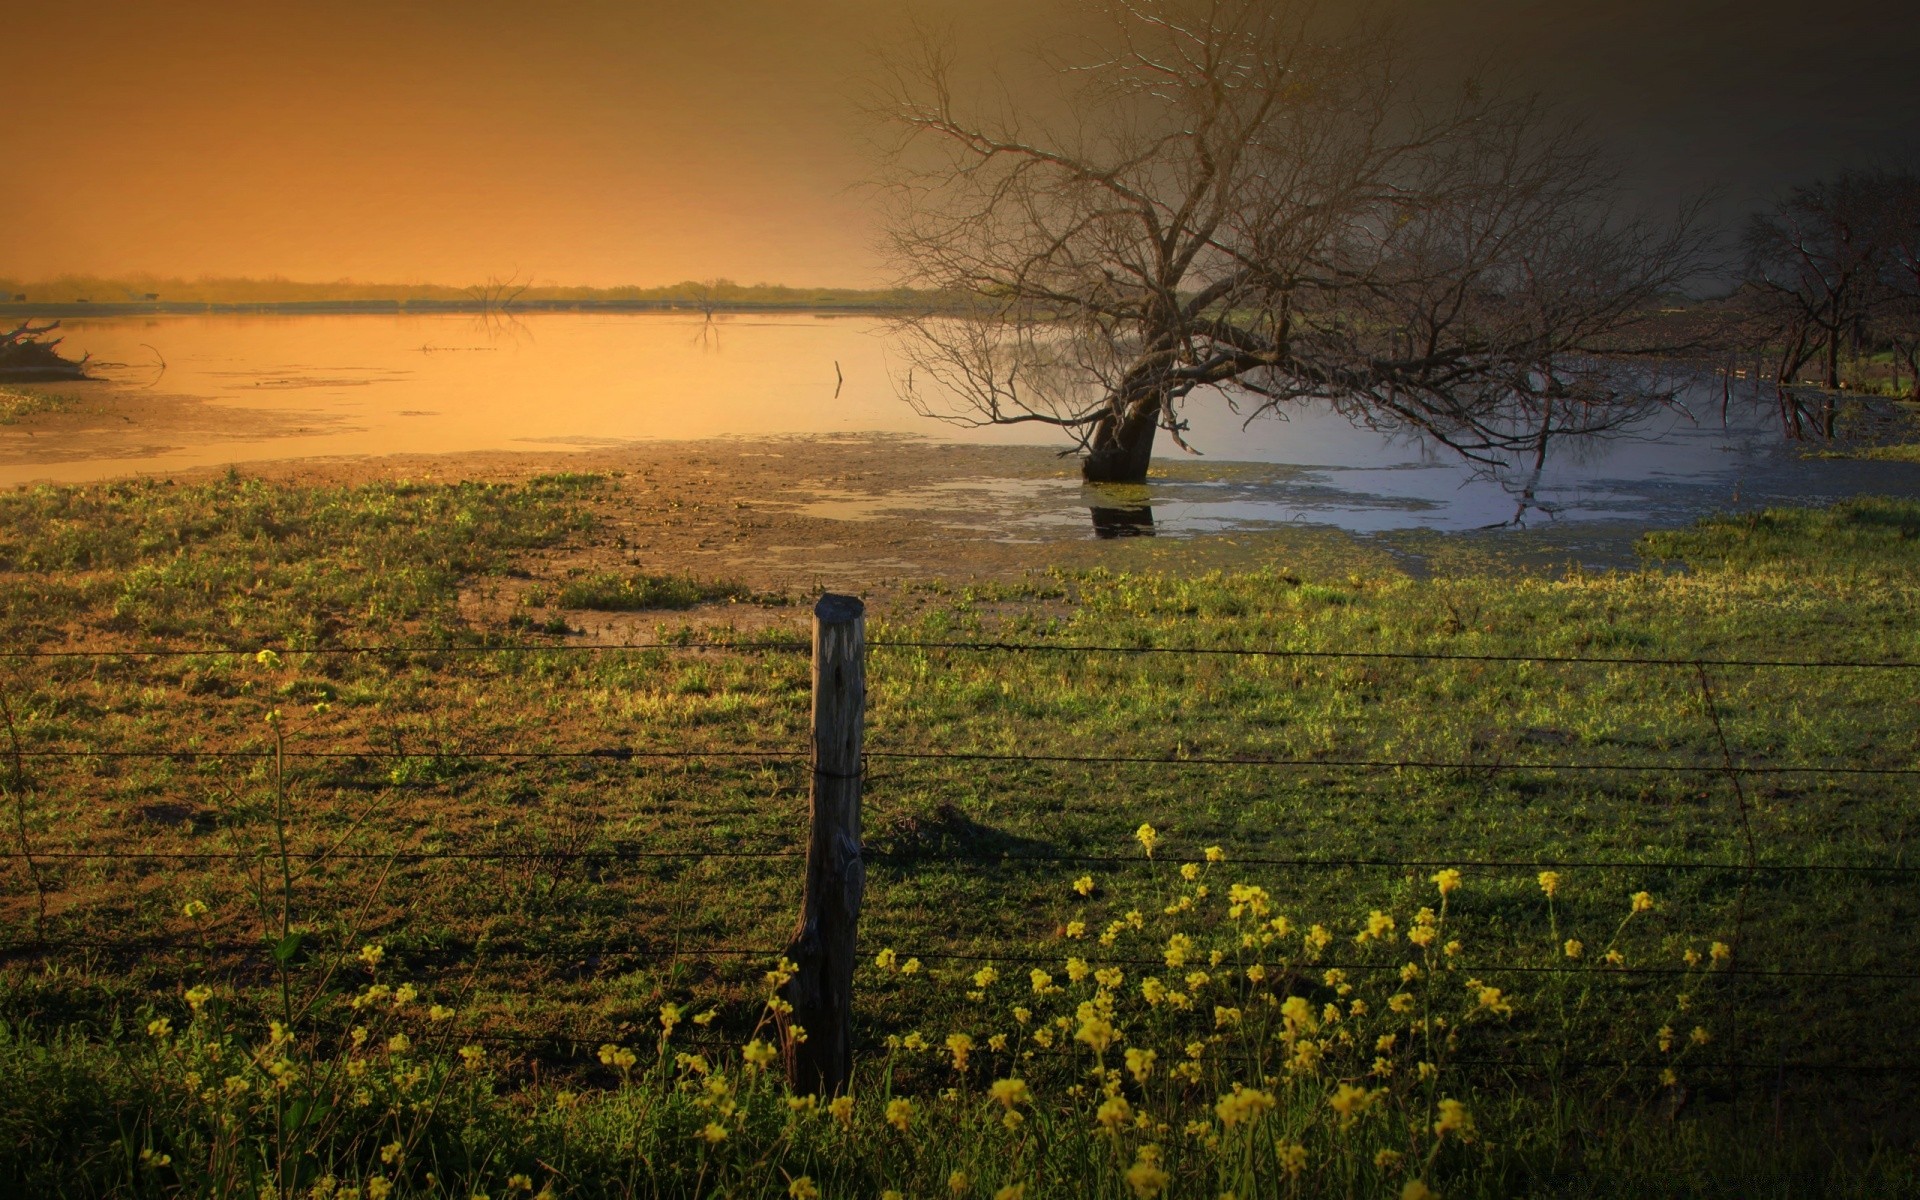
<box><xmin>1</xmin><ymin>473</ymin><xmax>1917</xmax><ymax>1197</ymax></box>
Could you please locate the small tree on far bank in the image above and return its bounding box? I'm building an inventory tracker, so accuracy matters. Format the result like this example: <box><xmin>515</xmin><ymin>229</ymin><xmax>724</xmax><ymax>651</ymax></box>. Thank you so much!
<box><xmin>1739</xmin><ymin>167</ymin><xmax>1920</xmax><ymax>409</ymax></box>
<box><xmin>874</xmin><ymin>0</ymin><xmax>1709</xmax><ymax>482</ymax></box>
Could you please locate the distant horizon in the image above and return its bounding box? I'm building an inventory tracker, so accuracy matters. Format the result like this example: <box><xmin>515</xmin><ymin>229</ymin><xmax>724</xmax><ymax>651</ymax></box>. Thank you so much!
<box><xmin>0</xmin><ymin>273</ymin><xmax>925</xmax><ymax>304</ymax></box>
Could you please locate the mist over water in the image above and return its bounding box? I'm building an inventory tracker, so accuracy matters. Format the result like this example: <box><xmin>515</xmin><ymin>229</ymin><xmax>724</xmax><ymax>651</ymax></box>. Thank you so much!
<box><xmin>8</xmin><ymin>312</ymin><xmax>1916</xmax><ymax>543</ymax></box>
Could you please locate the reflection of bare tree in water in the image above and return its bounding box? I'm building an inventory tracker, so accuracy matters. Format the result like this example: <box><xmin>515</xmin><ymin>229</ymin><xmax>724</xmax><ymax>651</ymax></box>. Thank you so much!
<box><xmin>1085</xmin><ymin>485</ymin><xmax>1156</xmax><ymax>538</ymax></box>
<box><xmin>686</xmin><ymin>280</ymin><xmax>727</xmax><ymax>350</ymax></box>
<box><xmin>462</xmin><ymin>270</ymin><xmax>535</xmax><ymax>345</ymax></box>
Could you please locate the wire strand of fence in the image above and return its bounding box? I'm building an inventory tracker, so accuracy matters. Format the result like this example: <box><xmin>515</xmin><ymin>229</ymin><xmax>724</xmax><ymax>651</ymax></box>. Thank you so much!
<box><xmin>2</xmin><ymin>936</ymin><xmax>1910</xmax><ymax>982</ymax></box>
<box><xmin>11</xmin><ymin>743</ymin><xmax>1920</xmax><ymax>777</ymax></box>
<box><xmin>5</xmin><ymin>845</ymin><xmax>1914</xmax><ymax>875</ymax></box>
<box><xmin>862</xmin><ymin>748</ymin><xmax>1920</xmax><ymax>778</ymax></box>
<box><xmin>0</xmin><ymin>641</ymin><xmax>810</xmax><ymax>659</ymax></box>
<box><xmin>11</xmin><ymin>747</ymin><xmax>803</xmax><ymax>761</ymax></box>
<box><xmin>5</xmin><ymin>637</ymin><xmax>1917</xmax><ymax>671</ymax></box>
<box><xmin>867</xmin><ymin>639</ymin><xmax>1920</xmax><ymax>671</ymax></box>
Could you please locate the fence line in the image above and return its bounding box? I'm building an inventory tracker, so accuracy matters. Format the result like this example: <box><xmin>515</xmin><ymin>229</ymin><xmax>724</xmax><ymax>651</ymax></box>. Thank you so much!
<box><xmin>5</xmin><ymin>845</ymin><xmax>1915</xmax><ymax>876</ymax></box>
<box><xmin>2</xmin><ymin>935</ymin><xmax>1911</xmax><ymax>983</ymax></box>
<box><xmin>6</xmin><ymin>599</ymin><xmax>1919</xmax><ymax>1095</ymax></box>
<box><xmin>4</xmin><ymin>637</ymin><xmax>1917</xmax><ymax>671</ymax></box>
<box><xmin>13</xmin><ymin>744</ymin><xmax>1920</xmax><ymax>779</ymax></box>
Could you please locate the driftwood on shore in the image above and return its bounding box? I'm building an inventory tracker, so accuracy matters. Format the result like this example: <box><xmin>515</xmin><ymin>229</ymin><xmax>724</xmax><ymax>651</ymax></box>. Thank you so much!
<box><xmin>0</xmin><ymin>320</ymin><xmax>88</xmax><ymax>382</ymax></box>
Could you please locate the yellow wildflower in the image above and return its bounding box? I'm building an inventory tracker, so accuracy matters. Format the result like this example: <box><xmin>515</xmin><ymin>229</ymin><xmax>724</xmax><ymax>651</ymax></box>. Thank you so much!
<box><xmin>1328</xmin><ymin>1082</ymin><xmax>1378</xmax><ymax>1127</ymax></box>
<box><xmin>989</xmin><ymin>1077</ymin><xmax>1030</xmax><ymax>1108</ymax></box>
<box><xmin>788</xmin><ymin>1180</ymin><xmax>819</xmax><ymax>1200</ymax></box>
<box><xmin>886</xmin><ymin>1097</ymin><xmax>914</xmax><ymax>1131</ymax></box>
<box><xmin>1358</xmin><ymin>910</ymin><xmax>1397</xmax><ymax>943</ymax></box>
<box><xmin>1124</xmin><ymin>1047</ymin><xmax>1156</xmax><ymax>1083</ymax></box>
<box><xmin>1075</xmin><ymin>1015</ymin><xmax>1116</xmax><ymax>1054</ymax></box>
<box><xmin>1205</xmin><ymin>845</ymin><xmax>1226</xmax><ymax>862</ymax></box>
<box><xmin>1538</xmin><ymin>870</ymin><xmax>1561</xmax><ymax>898</ymax></box>
<box><xmin>1096</xmin><ymin>1095</ymin><xmax>1134</xmax><ymax>1130</ymax></box>
<box><xmin>948</xmin><ymin>1170</ymin><xmax>969</xmax><ymax>1196</ymax></box>
<box><xmin>1074</xmin><ymin>875</ymin><xmax>1096</xmax><ymax>896</ymax></box>
<box><xmin>1214</xmin><ymin>1085</ymin><xmax>1276</xmax><ymax>1127</ymax></box>
<box><xmin>743</xmin><ymin>1039</ymin><xmax>778</xmax><ymax>1069</ymax></box>
<box><xmin>1276</xmin><ymin>1141</ymin><xmax>1308</xmax><ymax>1176</ymax></box>
<box><xmin>1564</xmin><ymin>939</ymin><xmax>1584</xmax><ymax>959</ymax></box>
<box><xmin>698</xmin><ymin>1122</ymin><xmax>728</xmax><ymax>1144</ymax></box>
<box><xmin>995</xmin><ymin>1186</ymin><xmax>1026</xmax><ymax>1200</ymax></box>
<box><xmin>1065</xmin><ymin>920</ymin><xmax>1086</xmax><ymax>938</ymax></box>
<box><xmin>1124</xmin><ymin>1146</ymin><xmax>1169</xmax><ymax>1199</ymax></box>
<box><xmin>358</xmin><ymin>943</ymin><xmax>384</xmax><ymax>969</ymax></box>
<box><xmin>1433</xmin><ymin>1097</ymin><xmax>1474</xmax><ymax>1140</ymax></box>
<box><xmin>1431</xmin><ymin>868</ymin><xmax>1462</xmax><ymax>896</ymax></box>
<box><xmin>1402</xmin><ymin>1182</ymin><xmax>1439</xmax><ymax>1200</ymax></box>
<box><xmin>946</xmin><ymin>1032</ymin><xmax>975</xmax><ymax>1070</ymax></box>
<box><xmin>1135</xmin><ymin>823</ymin><xmax>1158</xmax><ymax>857</ymax></box>
<box><xmin>828</xmin><ymin>1095</ymin><xmax>854</xmax><ymax>1127</ymax></box>
<box><xmin>1631</xmin><ymin>891</ymin><xmax>1654</xmax><ymax>913</ymax></box>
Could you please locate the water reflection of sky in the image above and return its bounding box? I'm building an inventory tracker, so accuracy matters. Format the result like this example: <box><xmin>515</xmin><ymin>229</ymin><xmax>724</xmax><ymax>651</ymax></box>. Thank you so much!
<box><xmin>8</xmin><ymin>313</ymin><xmax>1916</xmax><ymax>546</ymax></box>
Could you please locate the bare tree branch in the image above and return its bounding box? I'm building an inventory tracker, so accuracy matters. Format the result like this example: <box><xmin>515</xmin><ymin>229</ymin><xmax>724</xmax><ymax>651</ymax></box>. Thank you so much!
<box><xmin>872</xmin><ymin>0</ymin><xmax>1710</xmax><ymax>481</ymax></box>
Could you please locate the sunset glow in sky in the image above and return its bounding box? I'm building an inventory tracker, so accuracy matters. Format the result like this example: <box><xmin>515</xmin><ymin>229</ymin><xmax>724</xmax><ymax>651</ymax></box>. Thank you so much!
<box><xmin>5</xmin><ymin>1</ymin><xmax>1915</xmax><ymax>289</ymax></box>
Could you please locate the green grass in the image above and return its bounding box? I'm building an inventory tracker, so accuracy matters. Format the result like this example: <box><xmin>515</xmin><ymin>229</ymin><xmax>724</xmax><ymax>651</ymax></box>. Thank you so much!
<box><xmin>0</xmin><ymin>385</ymin><xmax>75</xmax><ymax>424</ymax></box>
<box><xmin>1</xmin><ymin>479</ymin><xmax>1918</xmax><ymax>1196</ymax></box>
<box><xmin>557</xmin><ymin>572</ymin><xmax>754</xmax><ymax>611</ymax></box>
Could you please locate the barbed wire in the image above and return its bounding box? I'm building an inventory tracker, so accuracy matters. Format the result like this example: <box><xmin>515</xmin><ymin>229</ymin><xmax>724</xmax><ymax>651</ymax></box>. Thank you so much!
<box><xmin>12</xmin><ymin>744</ymin><xmax>1918</xmax><ymax>778</ymax></box>
<box><xmin>2</xmin><ymin>935</ymin><xmax>1910</xmax><ymax>983</ymax></box>
<box><xmin>4</xmin><ymin>637</ymin><xmax>1916</xmax><ymax>671</ymax></box>
<box><xmin>4</xmin><ymin>845</ymin><xmax>1913</xmax><ymax>876</ymax></box>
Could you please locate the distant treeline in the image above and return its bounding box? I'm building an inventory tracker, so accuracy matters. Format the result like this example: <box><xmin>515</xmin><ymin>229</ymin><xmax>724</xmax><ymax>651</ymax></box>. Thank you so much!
<box><xmin>0</xmin><ymin>274</ymin><xmax>933</xmax><ymax>311</ymax></box>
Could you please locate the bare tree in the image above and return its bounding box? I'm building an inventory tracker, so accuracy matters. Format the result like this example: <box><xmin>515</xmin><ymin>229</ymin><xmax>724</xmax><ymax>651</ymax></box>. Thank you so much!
<box><xmin>1741</xmin><ymin>171</ymin><xmax>1885</xmax><ymax>400</ymax></box>
<box><xmin>464</xmin><ymin>271</ymin><xmax>531</xmax><ymax>313</ymax></box>
<box><xmin>1874</xmin><ymin>170</ymin><xmax>1920</xmax><ymax>399</ymax></box>
<box><xmin>874</xmin><ymin>0</ymin><xmax>1708</xmax><ymax>482</ymax></box>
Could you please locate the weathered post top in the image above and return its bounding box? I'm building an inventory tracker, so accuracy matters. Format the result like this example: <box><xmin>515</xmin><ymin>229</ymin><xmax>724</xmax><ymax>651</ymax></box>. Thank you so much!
<box><xmin>814</xmin><ymin>593</ymin><xmax>865</xmax><ymax>624</ymax></box>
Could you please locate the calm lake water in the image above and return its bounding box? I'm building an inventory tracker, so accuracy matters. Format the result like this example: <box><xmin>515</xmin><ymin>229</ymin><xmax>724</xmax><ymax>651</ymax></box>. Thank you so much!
<box><xmin>9</xmin><ymin>312</ymin><xmax>1918</xmax><ymax>543</ymax></box>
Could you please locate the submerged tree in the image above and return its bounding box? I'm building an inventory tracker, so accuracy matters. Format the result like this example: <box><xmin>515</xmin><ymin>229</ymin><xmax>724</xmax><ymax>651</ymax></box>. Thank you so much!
<box><xmin>875</xmin><ymin>0</ymin><xmax>1708</xmax><ymax>482</ymax></box>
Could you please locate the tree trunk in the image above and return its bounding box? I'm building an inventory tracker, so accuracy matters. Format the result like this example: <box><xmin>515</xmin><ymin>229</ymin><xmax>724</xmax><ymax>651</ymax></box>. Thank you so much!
<box><xmin>1825</xmin><ymin>330</ymin><xmax>1840</xmax><ymax>390</ymax></box>
<box><xmin>1081</xmin><ymin>395</ymin><xmax>1159</xmax><ymax>483</ymax></box>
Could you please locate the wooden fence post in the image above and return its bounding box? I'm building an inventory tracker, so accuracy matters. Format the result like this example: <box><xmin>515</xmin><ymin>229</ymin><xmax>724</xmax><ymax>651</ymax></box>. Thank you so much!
<box><xmin>779</xmin><ymin>593</ymin><xmax>866</xmax><ymax>1094</ymax></box>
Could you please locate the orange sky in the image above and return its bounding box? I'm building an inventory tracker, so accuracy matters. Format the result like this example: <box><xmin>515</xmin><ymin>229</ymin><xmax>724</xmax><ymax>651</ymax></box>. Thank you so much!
<box><xmin>4</xmin><ymin>1</ymin><xmax>1916</xmax><ymax>290</ymax></box>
